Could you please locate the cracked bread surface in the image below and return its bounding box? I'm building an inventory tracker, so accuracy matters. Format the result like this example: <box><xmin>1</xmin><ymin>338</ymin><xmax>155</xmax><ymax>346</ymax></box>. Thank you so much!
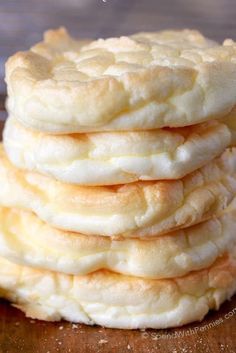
<box><xmin>5</xmin><ymin>28</ymin><xmax>236</xmax><ymax>133</ymax></box>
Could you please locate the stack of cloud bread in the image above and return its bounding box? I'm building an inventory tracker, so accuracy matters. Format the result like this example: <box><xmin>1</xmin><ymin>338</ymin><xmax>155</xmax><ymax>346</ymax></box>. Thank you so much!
<box><xmin>0</xmin><ymin>28</ymin><xmax>236</xmax><ymax>329</ymax></box>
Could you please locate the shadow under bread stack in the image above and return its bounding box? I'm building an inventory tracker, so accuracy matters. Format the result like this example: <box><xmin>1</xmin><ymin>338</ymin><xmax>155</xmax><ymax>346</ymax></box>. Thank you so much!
<box><xmin>0</xmin><ymin>28</ymin><xmax>236</xmax><ymax>329</ymax></box>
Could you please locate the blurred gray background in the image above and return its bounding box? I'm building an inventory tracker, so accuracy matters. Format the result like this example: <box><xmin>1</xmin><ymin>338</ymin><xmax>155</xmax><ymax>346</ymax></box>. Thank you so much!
<box><xmin>0</xmin><ymin>0</ymin><xmax>235</xmax><ymax>94</ymax></box>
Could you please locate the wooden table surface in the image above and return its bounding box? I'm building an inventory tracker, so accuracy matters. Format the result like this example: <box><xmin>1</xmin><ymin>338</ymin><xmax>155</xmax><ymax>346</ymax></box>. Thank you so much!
<box><xmin>0</xmin><ymin>96</ymin><xmax>235</xmax><ymax>351</ymax></box>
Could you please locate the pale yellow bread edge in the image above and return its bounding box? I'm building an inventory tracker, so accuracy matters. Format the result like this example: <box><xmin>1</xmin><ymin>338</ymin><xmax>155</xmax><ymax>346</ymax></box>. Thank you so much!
<box><xmin>0</xmin><ymin>205</ymin><xmax>236</xmax><ymax>279</ymax></box>
<box><xmin>1</xmin><ymin>144</ymin><xmax>236</xmax><ymax>237</ymax></box>
<box><xmin>3</xmin><ymin>116</ymin><xmax>231</xmax><ymax>185</ymax></box>
<box><xmin>0</xmin><ymin>246</ymin><xmax>235</xmax><ymax>329</ymax></box>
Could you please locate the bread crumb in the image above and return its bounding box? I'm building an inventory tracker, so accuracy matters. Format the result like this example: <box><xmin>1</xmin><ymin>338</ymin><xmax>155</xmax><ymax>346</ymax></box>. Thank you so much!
<box><xmin>99</xmin><ymin>339</ymin><xmax>108</xmax><ymax>344</ymax></box>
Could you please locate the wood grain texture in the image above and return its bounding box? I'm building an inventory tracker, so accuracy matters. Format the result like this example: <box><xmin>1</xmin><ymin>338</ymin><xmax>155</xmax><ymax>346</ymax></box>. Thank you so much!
<box><xmin>0</xmin><ymin>117</ymin><xmax>235</xmax><ymax>352</ymax></box>
<box><xmin>0</xmin><ymin>0</ymin><xmax>236</xmax><ymax>93</ymax></box>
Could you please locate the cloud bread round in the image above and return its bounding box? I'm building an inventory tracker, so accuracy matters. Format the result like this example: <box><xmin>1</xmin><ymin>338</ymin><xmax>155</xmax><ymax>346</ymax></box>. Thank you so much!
<box><xmin>1</xmin><ymin>144</ymin><xmax>236</xmax><ymax>237</ymax></box>
<box><xmin>5</xmin><ymin>28</ymin><xmax>236</xmax><ymax>133</ymax></box>
<box><xmin>3</xmin><ymin>116</ymin><xmax>232</xmax><ymax>185</ymax></box>
<box><xmin>0</xmin><ymin>247</ymin><xmax>235</xmax><ymax>329</ymax></box>
<box><xmin>0</xmin><ymin>205</ymin><xmax>236</xmax><ymax>279</ymax></box>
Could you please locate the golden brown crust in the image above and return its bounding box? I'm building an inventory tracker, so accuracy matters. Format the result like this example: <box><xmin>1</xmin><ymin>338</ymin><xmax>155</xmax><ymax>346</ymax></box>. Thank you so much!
<box><xmin>5</xmin><ymin>28</ymin><xmax>236</xmax><ymax>133</ymax></box>
<box><xmin>0</xmin><ymin>205</ymin><xmax>235</xmax><ymax>279</ymax></box>
<box><xmin>3</xmin><ymin>116</ymin><xmax>232</xmax><ymax>185</ymax></box>
<box><xmin>0</xmin><ymin>246</ymin><xmax>235</xmax><ymax>328</ymax></box>
<box><xmin>1</xmin><ymin>144</ymin><xmax>236</xmax><ymax>237</ymax></box>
